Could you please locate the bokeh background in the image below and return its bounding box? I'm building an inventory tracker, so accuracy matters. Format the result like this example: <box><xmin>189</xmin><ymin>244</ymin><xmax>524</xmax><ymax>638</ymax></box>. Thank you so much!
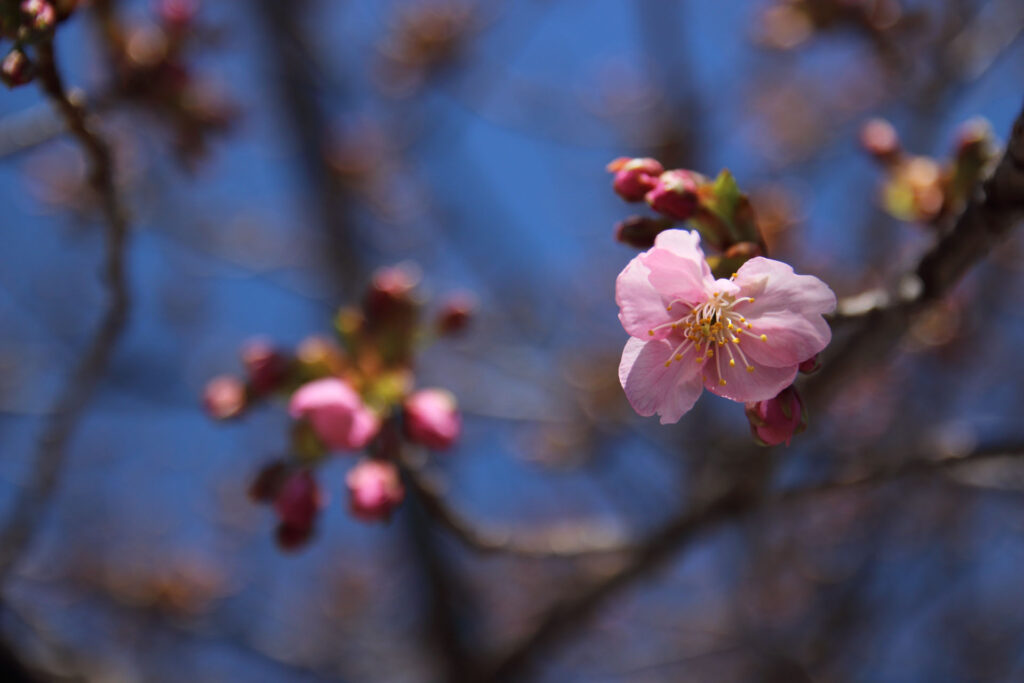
<box><xmin>1</xmin><ymin>0</ymin><xmax>1024</xmax><ymax>681</ymax></box>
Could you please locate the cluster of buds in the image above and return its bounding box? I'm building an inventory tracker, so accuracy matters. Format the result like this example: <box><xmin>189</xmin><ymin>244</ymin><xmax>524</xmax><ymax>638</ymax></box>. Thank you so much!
<box><xmin>608</xmin><ymin>157</ymin><xmax>766</xmax><ymax>279</ymax></box>
<box><xmin>0</xmin><ymin>0</ymin><xmax>69</xmax><ymax>87</ymax></box>
<box><xmin>104</xmin><ymin>0</ymin><xmax>236</xmax><ymax>167</ymax></box>
<box><xmin>861</xmin><ymin>117</ymin><xmax>999</xmax><ymax>226</ymax></box>
<box><xmin>204</xmin><ymin>264</ymin><xmax>470</xmax><ymax>550</ymax></box>
<box><xmin>756</xmin><ymin>0</ymin><xmax>907</xmax><ymax>51</ymax></box>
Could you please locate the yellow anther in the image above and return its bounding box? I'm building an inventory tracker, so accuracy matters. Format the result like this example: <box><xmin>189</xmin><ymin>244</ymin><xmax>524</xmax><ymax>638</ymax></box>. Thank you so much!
<box><xmin>675</xmin><ymin>354</ymin><xmax>683</xmax><ymax>361</ymax></box>
<box><xmin>729</xmin><ymin>359</ymin><xmax>735</xmax><ymax>367</ymax></box>
<box><xmin>749</xmin><ymin>297</ymin><xmax>755</xmax><ymax>302</ymax></box>
<box><xmin>666</xmin><ymin>305</ymin><xmax>672</xmax><ymax>311</ymax></box>
<box><xmin>664</xmin><ymin>361</ymin><xmax>671</xmax><ymax>367</ymax></box>
<box><xmin>648</xmin><ymin>330</ymin><xmax>654</xmax><ymax>336</ymax></box>
<box><xmin>746</xmin><ymin>366</ymin><xmax>755</xmax><ymax>373</ymax></box>
<box><xmin>760</xmin><ymin>334</ymin><xmax>767</xmax><ymax>342</ymax></box>
<box><xmin>719</xmin><ymin>379</ymin><xmax>727</xmax><ymax>386</ymax></box>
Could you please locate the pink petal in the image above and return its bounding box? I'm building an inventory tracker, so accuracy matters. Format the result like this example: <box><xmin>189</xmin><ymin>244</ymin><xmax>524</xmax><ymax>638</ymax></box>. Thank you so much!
<box><xmin>619</xmin><ymin>337</ymin><xmax>704</xmax><ymax>424</ymax></box>
<box><xmin>734</xmin><ymin>257</ymin><xmax>836</xmax><ymax>319</ymax></box>
<box><xmin>732</xmin><ymin>257</ymin><xmax>836</xmax><ymax>367</ymax></box>
<box><xmin>641</xmin><ymin>230</ymin><xmax>714</xmax><ymax>305</ymax></box>
<box><xmin>702</xmin><ymin>355</ymin><xmax>797</xmax><ymax>403</ymax></box>
<box><xmin>616</xmin><ymin>256</ymin><xmax>675</xmax><ymax>340</ymax></box>
<box><xmin>740</xmin><ymin>312</ymin><xmax>832</xmax><ymax>368</ymax></box>
<box><xmin>652</xmin><ymin>229</ymin><xmax>712</xmax><ymax>278</ymax></box>
<box><xmin>348</xmin><ymin>408</ymin><xmax>382</xmax><ymax>449</ymax></box>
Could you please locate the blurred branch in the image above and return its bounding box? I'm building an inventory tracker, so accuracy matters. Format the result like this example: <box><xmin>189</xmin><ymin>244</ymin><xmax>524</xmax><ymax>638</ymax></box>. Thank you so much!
<box><xmin>401</xmin><ymin>453</ymin><xmax>636</xmax><ymax>559</ymax></box>
<box><xmin>0</xmin><ymin>38</ymin><xmax>131</xmax><ymax>583</ymax></box>
<box><xmin>477</xmin><ymin>438</ymin><xmax>1024</xmax><ymax>681</ymax></box>
<box><xmin>812</xmin><ymin>101</ymin><xmax>1024</xmax><ymax>404</ymax></box>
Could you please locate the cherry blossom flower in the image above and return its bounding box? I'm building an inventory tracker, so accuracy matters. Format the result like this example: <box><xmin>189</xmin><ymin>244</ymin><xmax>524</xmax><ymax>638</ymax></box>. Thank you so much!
<box><xmin>289</xmin><ymin>378</ymin><xmax>380</xmax><ymax>451</ymax></box>
<box><xmin>616</xmin><ymin>229</ymin><xmax>835</xmax><ymax>423</ymax></box>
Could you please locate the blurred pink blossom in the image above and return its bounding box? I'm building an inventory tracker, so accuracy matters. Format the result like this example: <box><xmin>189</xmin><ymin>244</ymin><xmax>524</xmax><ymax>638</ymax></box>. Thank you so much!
<box><xmin>404</xmin><ymin>388</ymin><xmax>461</xmax><ymax>450</ymax></box>
<box><xmin>289</xmin><ymin>378</ymin><xmax>380</xmax><ymax>451</ymax></box>
<box><xmin>346</xmin><ymin>460</ymin><xmax>405</xmax><ymax>522</ymax></box>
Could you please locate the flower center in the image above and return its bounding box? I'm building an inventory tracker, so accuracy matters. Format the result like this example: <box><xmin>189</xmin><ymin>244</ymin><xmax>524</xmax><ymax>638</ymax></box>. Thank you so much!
<box><xmin>648</xmin><ymin>291</ymin><xmax>768</xmax><ymax>383</ymax></box>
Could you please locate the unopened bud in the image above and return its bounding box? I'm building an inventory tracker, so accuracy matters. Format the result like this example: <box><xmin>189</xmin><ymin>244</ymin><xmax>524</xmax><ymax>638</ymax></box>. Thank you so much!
<box><xmin>954</xmin><ymin>117</ymin><xmax>993</xmax><ymax>160</ymax></box>
<box><xmin>646</xmin><ymin>170</ymin><xmax>699</xmax><ymax>220</ymax></box>
<box><xmin>404</xmin><ymin>388</ymin><xmax>461</xmax><ymax>450</ymax></box>
<box><xmin>614</xmin><ymin>215</ymin><xmax>673</xmax><ymax>249</ymax></box>
<box><xmin>860</xmin><ymin>118</ymin><xmax>901</xmax><ymax>165</ymax></box>
<box><xmin>202</xmin><ymin>375</ymin><xmax>246</xmax><ymax>420</ymax></box>
<box><xmin>798</xmin><ymin>354</ymin><xmax>820</xmax><ymax>374</ymax></box>
<box><xmin>289</xmin><ymin>378</ymin><xmax>380</xmax><ymax>451</ymax></box>
<box><xmin>607</xmin><ymin>157</ymin><xmax>664</xmax><ymax>202</ymax></box>
<box><xmin>364</xmin><ymin>263</ymin><xmax>420</xmax><ymax>331</ymax></box>
<box><xmin>346</xmin><ymin>459</ymin><xmax>405</xmax><ymax>522</ymax></box>
<box><xmin>436</xmin><ymin>293</ymin><xmax>476</xmax><ymax>335</ymax></box>
<box><xmin>21</xmin><ymin>0</ymin><xmax>55</xmax><ymax>32</ymax></box>
<box><xmin>157</xmin><ymin>0</ymin><xmax>198</xmax><ymax>30</ymax></box>
<box><xmin>1</xmin><ymin>49</ymin><xmax>32</xmax><ymax>87</ymax></box>
<box><xmin>745</xmin><ymin>386</ymin><xmax>806</xmax><ymax>447</ymax></box>
<box><xmin>274</xmin><ymin>470</ymin><xmax>323</xmax><ymax>551</ymax></box>
<box><xmin>241</xmin><ymin>338</ymin><xmax>289</xmax><ymax>396</ymax></box>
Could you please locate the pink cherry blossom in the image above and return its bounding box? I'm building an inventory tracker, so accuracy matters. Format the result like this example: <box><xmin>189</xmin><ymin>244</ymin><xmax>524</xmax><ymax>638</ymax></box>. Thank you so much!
<box><xmin>346</xmin><ymin>460</ymin><xmax>405</xmax><ymax>522</ymax></box>
<box><xmin>404</xmin><ymin>388</ymin><xmax>461</xmax><ymax>450</ymax></box>
<box><xmin>616</xmin><ymin>229</ymin><xmax>835</xmax><ymax>424</ymax></box>
<box><xmin>289</xmin><ymin>378</ymin><xmax>380</xmax><ymax>451</ymax></box>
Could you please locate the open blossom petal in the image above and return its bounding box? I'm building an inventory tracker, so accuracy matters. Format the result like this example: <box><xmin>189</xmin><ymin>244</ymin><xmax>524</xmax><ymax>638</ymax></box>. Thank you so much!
<box><xmin>702</xmin><ymin>355</ymin><xmax>798</xmax><ymax>403</ymax></box>
<box><xmin>642</xmin><ymin>230</ymin><xmax>712</xmax><ymax>304</ymax></box>
<box><xmin>616</xmin><ymin>257</ymin><xmax>675</xmax><ymax>340</ymax></box>
<box><xmin>619</xmin><ymin>337</ymin><xmax>704</xmax><ymax>424</ymax></box>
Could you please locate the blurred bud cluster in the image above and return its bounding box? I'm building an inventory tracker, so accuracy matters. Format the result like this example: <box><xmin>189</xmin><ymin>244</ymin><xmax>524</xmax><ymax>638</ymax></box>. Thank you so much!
<box><xmin>105</xmin><ymin>0</ymin><xmax>237</xmax><ymax>168</ymax></box>
<box><xmin>0</xmin><ymin>0</ymin><xmax>73</xmax><ymax>87</ymax></box>
<box><xmin>756</xmin><ymin>0</ymin><xmax>912</xmax><ymax>51</ymax></box>
<box><xmin>375</xmin><ymin>0</ymin><xmax>477</xmax><ymax>96</ymax></box>
<box><xmin>204</xmin><ymin>264</ymin><xmax>474</xmax><ymax>551</ymax></box>
<box><xmin>860</xmin><ymin>116</ymin><xmax>999</xmax><ymax>226</ymax></box>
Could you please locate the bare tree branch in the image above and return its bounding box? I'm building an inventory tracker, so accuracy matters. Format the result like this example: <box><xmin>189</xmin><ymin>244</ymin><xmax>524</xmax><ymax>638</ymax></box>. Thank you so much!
<box><xmin>0</xmin><ymin>37</ymin><xmax>131</xmax><ymax>584</ymax></box>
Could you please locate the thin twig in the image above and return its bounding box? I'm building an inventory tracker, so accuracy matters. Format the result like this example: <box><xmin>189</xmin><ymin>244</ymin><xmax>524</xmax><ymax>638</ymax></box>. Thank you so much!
<box><xmin>0</xmin><ymin>38</ymin><xmax>131</xmax><ymax>584</ymax></box>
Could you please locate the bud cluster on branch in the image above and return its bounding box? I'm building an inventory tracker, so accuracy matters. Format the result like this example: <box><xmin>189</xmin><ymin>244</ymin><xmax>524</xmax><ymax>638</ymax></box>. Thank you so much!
<box><xmin>204</xmin><ymin>265</ymin><xmax>471</xmax><ymax>551</ymax></box>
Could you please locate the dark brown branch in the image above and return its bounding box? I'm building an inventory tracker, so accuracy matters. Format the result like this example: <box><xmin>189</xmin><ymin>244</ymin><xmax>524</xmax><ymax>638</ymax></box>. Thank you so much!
<box><xmin>0</xmin><ymin>38</ymin><xmax>131</xmax><ymax>583</ymax></box>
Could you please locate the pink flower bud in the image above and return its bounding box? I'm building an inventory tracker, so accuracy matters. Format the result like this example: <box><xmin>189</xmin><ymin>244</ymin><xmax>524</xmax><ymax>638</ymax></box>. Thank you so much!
<box><xmin>1</xmin><ymin>50</ymin><xmax>32</xmax><ymax>87</ymax></box>
<box><xmin>364</xmin><ymin>263</ymin><xmax>420</xmax><ymax>331</ymax></box>
<box><xmin>860</xmin><ymin>118</ymin><xmax>901</xmax><ymax>165</ymax></box>
<box><xmin>404</xmin><ymin>388</ymin><xmax>460</xmax><ymax>450</ymax></box>
<box><xmin>274</xmin><ymin>470</ymin><xmax>322</xmax><ymax>528</ymax></box>
<box><xmin>436</xmin><ymin>292</ymin><xmax>476</xmax><ymax>335</ymax></box>
<box><xmin>614</xmin><ymin>215</ymin><xmax>673</xmax><ymax>249</ymax></box>
<box><xmin>645</xmin><ymin>170</ymin><xmax>699</xmax><ymax>220</ymax></box>
<box><xmin>274</xmin><ymin>470</ymin><xmax>322</xmax><ymax>550</ymax></box>
<box><xmin>345</xmin><ymin>460</ymin><xmax>405</xmax><ymax>522</ymax></box>
<box><xmin>289</xmin><ymin>378</ymin><xmax>380</xmax><ymax>451</ymax></box>
<box><xmin>202</xmin><ymin>375</ymin><xmax>246</xmax><ymax>420</ymax></box>
<box><xmin>241</xmin><ymin>338</ymin><xmax>289</xmax><ymax>396</ymax></box>
<box><xmin>607</xmin><ymin>157</ymin><xmax>664</xmax><ymax>202</ymax></box>
<box><xmin>798</xmin><ymin>354</ymin><xmax>820</xmax><ymax>374</ymax></box>
<box><xmin>157</xmin><ymin>0</ymin><xmax>198</xmax><ymax>29</ymax></box>
<box><xmin>21</xmin><ymin>0</ymin><xmax>55</xmax><ymax>31</ymax></box>
<box><xmin>745</xmin><ymin>386</ymin><xmax>806</xmax><ymax>447</ymax></box>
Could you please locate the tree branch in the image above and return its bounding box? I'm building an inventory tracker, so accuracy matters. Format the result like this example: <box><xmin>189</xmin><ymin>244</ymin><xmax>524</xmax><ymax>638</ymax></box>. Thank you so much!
<box><xmin>0</xmin><ymin>38</ymin><xmax>131</xmax><ymax>584</ymax></box>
